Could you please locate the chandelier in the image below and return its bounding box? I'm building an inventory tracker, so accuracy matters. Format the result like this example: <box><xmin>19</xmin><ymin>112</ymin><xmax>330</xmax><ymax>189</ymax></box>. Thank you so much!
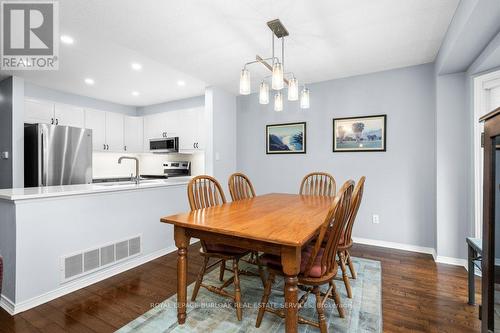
<box><xmin>239</xmin><ymin>19</ymin><xmax>310</xmax><ymax>111</ymax></box>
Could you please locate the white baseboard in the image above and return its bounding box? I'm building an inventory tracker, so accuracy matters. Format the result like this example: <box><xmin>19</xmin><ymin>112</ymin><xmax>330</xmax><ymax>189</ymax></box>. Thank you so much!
<box><xmin>0</xmin><ymin>245</ymin><xmax>178</xmax><ymax>315</ymax></box>
<box><xmin>353</xmin><ymin>237</ymin><xmax>467</xmax><ymax>269</ymax></box>
<box><xmin>353</xmin><ymin>237</ymin><xmax>437</xmax><ymax>258</ymax></box>
<box><xmin>0</xmin><ymin>294</ymin><xmax>15</xmax><ymax>315</ymax></box>
<box><xmin>435</xmin><ymin>255</ymin><xmax>468</xmax><ymax>268</ymax></box>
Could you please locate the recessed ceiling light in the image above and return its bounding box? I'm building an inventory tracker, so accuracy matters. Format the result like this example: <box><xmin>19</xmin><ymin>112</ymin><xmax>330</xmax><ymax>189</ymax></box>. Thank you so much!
<box><xmin>60</xmin><ymin>35</ymin><xmax>74</xmax><ymax>45</ymax></box>
<box><xmin>177</xmin><ymin>80</ymin><xmax>186</xmax><ymax>86</ymax></box>
<box><xmin>131</xmin><ymin>62</ymin><xmax>142</xmax><ymax>71</ymax></box>
<box><xmin>131</xmin><ymin>91</ymin><xmax>140</xmax><ymax>96</ymax></box>
<box><xmin>84</xmin><ymin>78</ymin><xmax>95</xmax><ymax>85</ymax></box>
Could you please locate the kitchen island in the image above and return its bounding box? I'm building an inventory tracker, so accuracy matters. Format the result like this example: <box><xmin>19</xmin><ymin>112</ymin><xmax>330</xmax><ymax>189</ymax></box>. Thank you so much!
<box><xmin>0</xmin><ymin>178</ymin><xmax>191</xmax><ymax>314</ymax></box>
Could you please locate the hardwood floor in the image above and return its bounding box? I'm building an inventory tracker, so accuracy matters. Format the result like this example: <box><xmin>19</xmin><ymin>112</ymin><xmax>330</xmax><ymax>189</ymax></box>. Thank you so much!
<box><xmin>0</xmin><ymin>243</ymin><xmax>481</xmax><ymax>333</ymax></box>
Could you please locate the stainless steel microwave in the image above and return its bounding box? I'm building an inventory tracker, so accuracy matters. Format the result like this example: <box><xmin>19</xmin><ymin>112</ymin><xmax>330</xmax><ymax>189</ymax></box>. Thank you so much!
<box><xmin>149</xmin><ymin>137</ymin><xmax>179</xmax><ymax>153</ymax></box>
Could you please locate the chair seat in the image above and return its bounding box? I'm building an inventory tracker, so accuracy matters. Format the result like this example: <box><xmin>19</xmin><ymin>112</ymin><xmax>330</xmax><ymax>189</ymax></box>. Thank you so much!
<box><xmin>205</xmin><ymin>242</ymin><xmax>248</xmax><ymax>255</ymax></box>
<box><xmin>260</xmin><ymin>246</ymin><xmax>326</xmax><ymax>278</ymax></box>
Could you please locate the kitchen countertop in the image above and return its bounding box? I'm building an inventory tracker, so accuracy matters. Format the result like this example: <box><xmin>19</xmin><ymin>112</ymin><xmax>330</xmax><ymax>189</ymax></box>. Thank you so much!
<box><xmin>0</xmin><ymin>176</ymin><xmax>192</xmax><ymax>201</ymax></box>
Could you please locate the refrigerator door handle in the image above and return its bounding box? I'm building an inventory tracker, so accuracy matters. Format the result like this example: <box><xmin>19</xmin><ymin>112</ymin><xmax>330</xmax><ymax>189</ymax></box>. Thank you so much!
<box><xmin>38</xmin><ymin>128</ymin><xmax>44</xmax><ymax>186</ymax></box>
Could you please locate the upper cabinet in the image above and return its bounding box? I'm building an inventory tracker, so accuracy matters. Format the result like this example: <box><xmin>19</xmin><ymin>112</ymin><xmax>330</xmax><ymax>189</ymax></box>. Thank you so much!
<box><xmin>124</xmin><ymin>116</ymin><xmax>144</xmax><ymax>153</ymax></box>
<box><xmin>54</xmin><ymin>103</ymin><xmax>84</xmax><ymax>128</ymax></box>
<box><xmin>84</xmin><ymin>109</ymin><xmax>106</xmax><ymax>151</ymax></box>
<box><xmin>178</xmin><ymin>107</ymin><xmax>205</xmax><ymax>151</ymax></box>
<box><xmin>105</xmin><ymin>112</ymin><xmax>124</xmax><ymax>152</ymax></box>
<box><xmin>25</xmin><ymin>99</ymin><xmax>84</xmax><ymax>128</ymax></box>
<box><xmin>25</xmin><ymin>99</ymin><xmax>54</xmax><ymax>124</ymax></box>
<box><xmin>84</xmin><ymin>109</ymin><xmax>125</xmax><ymax>153</ymax></box>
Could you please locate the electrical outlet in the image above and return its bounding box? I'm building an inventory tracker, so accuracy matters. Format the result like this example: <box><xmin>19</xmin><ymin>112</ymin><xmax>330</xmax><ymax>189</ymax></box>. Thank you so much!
<box><xmin>372</xmin><ymin>214</ymin><xmax>380</xmax><ymax>224</ymax></box>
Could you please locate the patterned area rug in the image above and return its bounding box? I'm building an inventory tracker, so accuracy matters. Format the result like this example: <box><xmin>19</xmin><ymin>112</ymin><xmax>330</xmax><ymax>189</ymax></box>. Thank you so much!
<box><xmin>117</xmin><ymin>257</ymin><xmax>381</xmax><ymax>332</ymax></box>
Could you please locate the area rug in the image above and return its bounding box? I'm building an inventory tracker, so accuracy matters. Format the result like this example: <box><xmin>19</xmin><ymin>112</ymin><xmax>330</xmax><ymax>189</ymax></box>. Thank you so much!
<box><xmin>117</xmin><ymin>257</ymin><xmax>381</xmax><ymax>332</ymax></box>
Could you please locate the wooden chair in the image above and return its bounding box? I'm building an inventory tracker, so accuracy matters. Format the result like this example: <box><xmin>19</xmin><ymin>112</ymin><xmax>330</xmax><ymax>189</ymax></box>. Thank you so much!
<box><xmin>256</xmin><ymin>180</ymin><xmax>354</xmax><ymax>332</ymax></box>
<box><xmin>300</xmin><ymin>172</ymin><xmax>336</xmax><ymax>197</ymax></box>
<box><xmin>337</xmin><ymin>176</ymin><xmax>365</xmax><ymax>299</ymax></box>
<box><xmin>227</xmin><ymin>173</ymin><xmax>266</xmax><ymax>285</ymax></box>
<box><xmin>228</xmin><ymin>172</ymin><xmax>256</xmax><ymax>201</ymax></box>
<box><xmin>188</xmin><ymin>175</ymin><xmax>251</xmax><ymax>321</ymax></box>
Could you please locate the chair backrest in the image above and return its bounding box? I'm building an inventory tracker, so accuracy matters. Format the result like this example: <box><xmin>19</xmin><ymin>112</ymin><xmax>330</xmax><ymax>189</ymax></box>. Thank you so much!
<box><xmin>303</xmin><ymin>180</ymin><xmax>354</xmax><ymax>278</ymax></box>
<box><xmin>299</xmin><ymin>172</ymin><xmax>336</xmax><ymax>197</ymax></box>
<box><xmin>228</xmin><ymin>172</ymin><xmax>256</xmax><ymax>201</ymax></box>
<box><xmin>187</xmin><ymin>175</ymin><xmax>226</xmax><ymax>210</ymax></box>
<box><xmin>342</xmin><ymin>176</ymin><xmax>365</xmax><ymax>244</ymax></box>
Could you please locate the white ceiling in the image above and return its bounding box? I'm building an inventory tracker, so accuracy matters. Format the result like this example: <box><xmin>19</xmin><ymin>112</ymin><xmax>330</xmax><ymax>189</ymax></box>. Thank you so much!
<box><xmin>2</xmin><ymin>0</ymin><xmax>459</xmax><ymax>106</ymax></box>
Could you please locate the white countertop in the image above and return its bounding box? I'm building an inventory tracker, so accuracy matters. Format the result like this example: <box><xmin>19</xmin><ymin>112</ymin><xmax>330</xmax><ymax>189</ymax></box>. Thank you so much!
<box><xmin>0</xmin><ymin>177</ymin><xmax>192</xmax><ymax>201</ymax></box>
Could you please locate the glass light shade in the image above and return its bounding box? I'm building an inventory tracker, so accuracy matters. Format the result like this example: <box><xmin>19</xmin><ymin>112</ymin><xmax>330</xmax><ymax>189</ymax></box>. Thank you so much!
<box><xmin>259</xmin><ymin>81</ymin><xmax>269</xmax><ymax>104</ymax></box>
<box><xmin>288</xmin><ymin>77</ymin><xmax>298</xmax><ymax>101</ymax></box>
<box><xmin>274</xmin><ymin>92</ymin><xmax>284</xmax><ymax>112</ymax></box>
<box><xmin>272</xmin><ymin>62</ymin><xmax>284</xmax><ymax>90</ymax></box>
<box><xmin>300</xmin><ymin>87</ymin><xmax>310</xmax><ymax>109</ymax></box>
<box><xmin>239</xmin><ymin>69</ymin><xmax>251</xmax><ymax>95</ymax></box>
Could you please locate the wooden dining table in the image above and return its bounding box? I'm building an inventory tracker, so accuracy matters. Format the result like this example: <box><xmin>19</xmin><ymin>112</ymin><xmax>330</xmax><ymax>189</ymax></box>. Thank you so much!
<box><xmin>160</xmin><ymin>193</ymin><xmax>334</xmax><ymax>333</ymax></box>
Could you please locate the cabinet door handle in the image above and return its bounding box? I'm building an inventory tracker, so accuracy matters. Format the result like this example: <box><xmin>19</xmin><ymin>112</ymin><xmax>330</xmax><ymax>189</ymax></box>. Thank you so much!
<box><xmin>103</xmin><ymin>144</ymin><xmax>106</xmax><ymax>150</ymax></box>
<box><xmin>55</xmin><ymin>119</ymin><xmax>59</xmax><ymax>125</ymax></box>
<box><xmin>193</xmin><ymin>143</ymin><xmax>196</xmax><ymax>149</ymax></box>
<box><xmin>124</xmin><ymin>146</ymin><xmax>127</xmax><ymax>151</ymax></box>
<box><xmin>106</xmin><ymin>144</ymin><xmax>109</xmax><ymax>150</ymax></box>
<box><xmin>196</xmin><ymin>142</ymin><xmax>199</xmax><ymax>149</ymax></box>
<box><xmin>51</xmin><ymin>118</ymin><xmax>54</xmax><ymax>125</ymax></box>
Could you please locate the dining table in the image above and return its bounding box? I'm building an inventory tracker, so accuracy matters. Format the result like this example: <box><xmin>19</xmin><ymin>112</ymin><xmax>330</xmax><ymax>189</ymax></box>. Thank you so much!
<box><xmin>160</xmin><ymin>192</ymin><xmax>334</xmax><ymax>333</ymax></box>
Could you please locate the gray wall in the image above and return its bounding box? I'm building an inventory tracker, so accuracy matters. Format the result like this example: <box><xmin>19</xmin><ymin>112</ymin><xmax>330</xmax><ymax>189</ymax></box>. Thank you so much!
<box><xmin>137</xmin><ymin>95</ymin><xmax>204</xmax><ymax>116</ymax></box>
<box><xmin>25</xmin><ymin>82</ymin><xmax>137</xmax><ymax>116</ymax></box>
<box><xmin>0</xmin><ymin>78</ymin><xmax>13</xmax><ymax>189</ymax></box>
<box><xmin>436</xmin><ymin>72</ymin><xmax>470</xmax><ymax>259</ymax></box>
<box><xmin>237</xmin><ymin>63</ymin><xmax>437</xmax><ymax>249</ymax></box>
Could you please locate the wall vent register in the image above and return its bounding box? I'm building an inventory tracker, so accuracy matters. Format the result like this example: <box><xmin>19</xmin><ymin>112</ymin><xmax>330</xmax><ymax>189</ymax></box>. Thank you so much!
<box><xmin>61</xmin><ymin>235</ymin><xmax>141</xmax><ymax>282</ymax></box>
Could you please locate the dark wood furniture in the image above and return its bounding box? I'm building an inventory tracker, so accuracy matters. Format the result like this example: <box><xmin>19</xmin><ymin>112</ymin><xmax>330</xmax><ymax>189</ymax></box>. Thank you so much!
<box><xmin>337</xmin><ymin>176</ymin><xmax>365</xmax><ymax>299</ymax></box>
<box><xmin>161</xmin><ymin>193</ymin><xmax>336</xmax><ymax>333</ymax></box>
<box><xmin>299</xmin><ymin>172</ymin><xmax>336</xmax><ymax>197</ymax></box>
<box><xmin>466</xmin><ymin>237</ymin><xmax>482</xmax><ymax>305</ymax></box>
<box><xmin>186</xmin><ymin>175</ymin><xmax>250</xmax><ymax>321</ymax></box>
<box><xmin>480</xmin><ymin>106</ymin><xmax>500</xmax><ymax>332</ymax></box>
<box><xmin>228</xmin><ymin>172</ymin><xmax>256</xmax><ymax>201</ymax></box>
<box><xmin>256</xmin><ymin>181</ymin><xmax>354</xmax><ymax>332</ymax></box>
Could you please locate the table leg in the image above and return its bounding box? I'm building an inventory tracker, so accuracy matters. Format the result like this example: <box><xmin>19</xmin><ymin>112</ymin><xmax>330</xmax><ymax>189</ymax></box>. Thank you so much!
<box><xmin>174</xmin><ymin>226</ymin><xmax>190</xmax><ymax>324</ymax></box>
<box><xmin>468</xmin><ymin>244</ymin><xmax>475</xmax><ymax>305</ymax></box>
<box><xmin>281</xmin><ymin>246</ymin><xmax>301</xmax><ymax>333</ymax></box>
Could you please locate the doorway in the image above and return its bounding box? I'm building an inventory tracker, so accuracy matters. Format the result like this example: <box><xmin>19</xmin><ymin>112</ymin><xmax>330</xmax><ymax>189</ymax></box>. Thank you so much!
<box><xmin>474</xmin><ymin>69</ymin><xmax>500</xmax><ymax>238</ymax></box>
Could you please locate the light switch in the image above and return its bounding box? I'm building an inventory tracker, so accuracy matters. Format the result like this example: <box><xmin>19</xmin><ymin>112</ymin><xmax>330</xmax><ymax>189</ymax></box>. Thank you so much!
<box><xmin>0</xmin><ymin>151</ymin><xmax>8</xmax><ymax>160</ymax></box>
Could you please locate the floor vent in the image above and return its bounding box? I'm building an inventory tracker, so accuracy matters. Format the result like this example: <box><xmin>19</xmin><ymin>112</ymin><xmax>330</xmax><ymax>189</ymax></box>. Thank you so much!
<box><xmin>61</xmin><ymin>235</ymin><xmax>142</xmax><ymax>283</ymax></box>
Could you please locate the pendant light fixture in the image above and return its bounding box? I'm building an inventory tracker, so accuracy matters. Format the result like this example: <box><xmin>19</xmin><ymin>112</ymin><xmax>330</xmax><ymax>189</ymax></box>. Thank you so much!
<box><xmin>288</xmin><ymin>77</ymin><xmax>298</xmax><ymax>101</ymax></box>
<box><xmin>259</xmin><ymin>81</ymin><xmax>269</xmax><ymax>104</ymax></box>
<box><xmin>239</xmin><ymin>68</ymin><xmax>251</xmax><ymax>95</ymax></box>
<box><xmin>300</xmin><ymin>87</ymin><xmax>310</xmax><ymax>109</ymax></box>
<box><xmin>274</xmin><ymin>92</ymin><xmax>283</xmax><ymax>112</ymax></box>
<box><xmin>238</xmin><ymin>19</ymin><xmax>310</xmax><ymax>111</ymax></box>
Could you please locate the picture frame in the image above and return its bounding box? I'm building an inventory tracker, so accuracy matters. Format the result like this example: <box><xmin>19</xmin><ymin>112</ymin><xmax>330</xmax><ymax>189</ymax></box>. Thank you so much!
<box><xmin>333</xmin><ymin>115</ymin><xmax>386</xmax><ymax>152</ymax></box>
<box><xmin>266</xmin><ymin>122</ymin><xmax>306</xmax><ymax>154</ymax></box>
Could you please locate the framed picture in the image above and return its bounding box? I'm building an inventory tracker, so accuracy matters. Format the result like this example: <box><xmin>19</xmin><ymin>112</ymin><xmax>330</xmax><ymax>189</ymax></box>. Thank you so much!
<box><xmin>266</xmin><ymin>122</ymin><xmax>306</xmax><ymax>154</ymax></box>
<box><xmin>333</xmin><ymin>115</ymin><xmax>386</xmax><ymax>152</ymax></box>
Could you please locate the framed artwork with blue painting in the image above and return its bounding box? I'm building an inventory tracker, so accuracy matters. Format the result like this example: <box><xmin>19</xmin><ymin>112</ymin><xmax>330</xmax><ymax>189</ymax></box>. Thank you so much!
<box><xmin>266</xmin><ymin>122</ymin><xmax>306</xmax><ymax>154</ymax></box>
<box><xmin>333</xmin><ymin>115</ymin><xmax>386</xmax><ymax>152</ymax></box>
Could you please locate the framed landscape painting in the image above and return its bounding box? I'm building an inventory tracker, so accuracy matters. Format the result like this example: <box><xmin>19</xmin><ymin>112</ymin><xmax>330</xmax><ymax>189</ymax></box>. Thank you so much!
<box><xmin>266</xmin><ymin>122</ymin><xmax>306</xmax><ymax>154</ymax></box>
<box><xmin>333</xmin><ymin>115</ymin><xmax>386</xmax><ymax>152</ymax></box>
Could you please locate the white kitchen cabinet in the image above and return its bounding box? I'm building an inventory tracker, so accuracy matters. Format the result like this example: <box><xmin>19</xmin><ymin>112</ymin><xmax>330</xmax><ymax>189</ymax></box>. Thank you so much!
<box><xmin>84</xmin><ymin>109</ymin><xmax>107</xmax><ymax>151</ymax></box>
<box><xmin>178</xmin><ymin>107</ymin><xmax>205</xmax><ymax>151</ymax></box>
<box><xmin>143</xmin><ymin>113</ymin><xmax>167</xmax><ymax>151</ymax></box>
<box><xmin>24</xmin><ymin>99</ymin><xmax>54</xmax><ymax>124</ymax></box>
<box><xmin>105</xmin><ymin>112</ymin><xmax>124</xmax><ymax>152</ymax></box>
<box><xmin>54</xmin><ymin>103</ymin><xmax>84</xmax><ymax>128</ymax></box>
<box><xmin>124</xmin><ymin>116</ymin><xmax>143</xmax><ymax>153</ymax></box>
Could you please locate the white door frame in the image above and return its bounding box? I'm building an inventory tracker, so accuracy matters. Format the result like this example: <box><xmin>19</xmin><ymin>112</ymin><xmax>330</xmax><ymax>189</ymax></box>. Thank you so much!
<box><xmin>473</xmin><ymin>69</ymin><xmax>500</xmax><ymax>238</ymax></box>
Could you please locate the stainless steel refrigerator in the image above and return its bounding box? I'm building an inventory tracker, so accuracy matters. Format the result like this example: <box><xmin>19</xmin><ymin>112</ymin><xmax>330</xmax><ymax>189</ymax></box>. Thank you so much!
<box><xmin>24</xmin><ymin>123</ymin><xmax>92</xmax><ymax>187</ymax></box>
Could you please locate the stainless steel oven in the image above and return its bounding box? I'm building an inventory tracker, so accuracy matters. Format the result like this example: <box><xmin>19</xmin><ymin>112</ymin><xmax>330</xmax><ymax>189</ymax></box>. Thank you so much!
<box><xmin>149</xmin><ymin>137</ymin><xmax>179</xmax><ymax>153</ymax></box>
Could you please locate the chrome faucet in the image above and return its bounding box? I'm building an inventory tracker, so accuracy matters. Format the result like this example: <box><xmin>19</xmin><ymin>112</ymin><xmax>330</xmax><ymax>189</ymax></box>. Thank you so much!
<box><xmin>118</xmin><ymin>156</ymin><xmax>140</xmax><ymax>184</ymax></box>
